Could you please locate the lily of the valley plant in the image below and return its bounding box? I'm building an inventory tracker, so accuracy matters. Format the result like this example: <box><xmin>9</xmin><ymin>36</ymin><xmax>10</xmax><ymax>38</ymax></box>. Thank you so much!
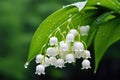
<box><xmin>25</xmin><ymin>0</ymin><xmax>120</xmax><ymax>75</ymax></box>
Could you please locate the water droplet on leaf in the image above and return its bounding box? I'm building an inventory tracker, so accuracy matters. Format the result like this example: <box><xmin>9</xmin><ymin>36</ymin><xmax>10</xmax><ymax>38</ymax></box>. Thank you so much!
<box><xmin>24</xmin><ymin>62</ymin><xmax>29</xmax><ymax>68</ymax></box>
<box><xmin>97</xmin><ymin>2</ymin><xmax>101</xmax><ymax>5</ymax></box>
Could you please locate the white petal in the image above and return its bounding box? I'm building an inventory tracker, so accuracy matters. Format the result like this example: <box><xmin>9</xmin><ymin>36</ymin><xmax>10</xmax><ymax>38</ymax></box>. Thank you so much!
<box><xmin>46</xmin><ymin>47</ymin><xmax>58</xmax><ymax>57</ymax></box>
<box><xmin>80</xmin><ymin>25</ymin><xmax>90</xmax><ymax>36</ymax></box>
<box><xmin>35</xmin><ymin>54</ymin><xmax>44</xmax><ymax>63</ymax></box>
<box><xmin>49</xmin><ymin>57</ymin><xmax>57</xmax><ymax>66</ymax></box>
<box><xmin>82</xmin><ymin>50</ymin><xmax>91</xmax><ymax>59</ymax></box>
<box><xmin>55</xmin><ymin>59</ymin><xmax>65</xmax><ymax>68</ymax></box>
<box><xmin>81</xmin><ymin>59</ymin><xmax>91</xmax><ymax>69</ymax></box>
<box><xmin>42</xmin><ymin>57</ymin><xmax>50</xmax><ymax>67</ymax></box>
<box><xmin>66</xmin><ymin>33</ymin><xmax>74</xmax><ymax>43</ymax></box>
<box><xmin>69</xmin><ymin>29</ymin><xmax>78</xmax><ymax>36</ymax></box>
<box><xmin>60</xmin><ymin>41</ymin><xmax>69</xmax><ymax>51</ymax></box>
<box><xmin>65</xmin><ymin>54</ymin><xmax>75</xmax><ymax>63</ymax></box>
<box><xmin>49</xmin><ymin>37</ymin><xmax>58</xmax><ymax>46</ymax></box>
<box><xmin>74</xmin><ymin>51</ymin><xmax>83</xmax><ymax>59</ymax></box>
<box><xmin>73</xmin><ymin>42</ymin><xmax>84</xmax><ymax>51</ymax></box>
<box><xmin>35</xmin><ymin>65</ymin><xmax>45</xmax><ymax>75</ymax></box>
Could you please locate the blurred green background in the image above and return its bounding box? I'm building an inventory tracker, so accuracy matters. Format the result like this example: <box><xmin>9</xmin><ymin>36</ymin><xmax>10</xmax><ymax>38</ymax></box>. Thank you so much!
<box><xmin>0</xmin><ymin>0</ymin><xmax>120</xmax><ymax>80</ymax></box>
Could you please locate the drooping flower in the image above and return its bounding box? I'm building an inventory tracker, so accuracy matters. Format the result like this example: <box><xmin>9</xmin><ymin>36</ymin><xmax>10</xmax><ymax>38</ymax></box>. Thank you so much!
<box><xmin>46</xmin><ymin>47</ymin><xmax>58</xmax><ymax>57</ymax></box>
<box><xmin>66</xmin><ymin>33</ymin><xmax>74</xmax><ymax>43</ymax></box>
<box><xmin>49</xmin><ymin>37</ymin><xmax>58</xmax><ymax>46</ymax></box>
<box><xmin>49</xmin><ymin>57</ymin><xmax>57</xmax><ymax>66</ymax></box>
<box><xmin>36</xmin><ymin>54</ymin><xmax>44</xmax><ymax>63</ymax></box>
<box><xmin>81</xmin><ymin>59</ymin><xmax>91</xmax><ymax>69</ymax></box>
<box><xmin>42</xmin><ymin>57</ymin><xmax>50</xmax><ymax>67</ymax></box>
<box><xmin>73</xmin><ymin>41</ymin><xmax>84</xmax><ymax>51</ymax></box>
<box><xmin>65</xmin><ymin>54</ymin><xmax>75</xmax><ymax>63</ymax></box>
<box><xmin>69</xmin><ymin>29</ymin><xmax>78</xmax><ymax>36</ymax></box>
<box><xmin>55</xmin><ymin>59</ymin><xmax>65</xmax><ymax>68</ymax></box>
<box><xmin>35</xmin><ymin>65</ymin><xmax>45</xmax><ymax>75</ymax></box>
<box><xmin>59</xmin><ymin>41</ymin><xmax>69</xmax><ymax>52</ymax></box>
<box><xmin>74</xmin><ymin>51</ymin><xmax>83</xmax><ymax>59</ymax></box>
<box><xmin>80</xmin><ymin>25</ymin><xmax>90</xmax><ymax>36</ymax></box>
<box><xmin>82</xmin><ymin>50</ymin><xmax>91</xmax><ymax>59</ymax></box>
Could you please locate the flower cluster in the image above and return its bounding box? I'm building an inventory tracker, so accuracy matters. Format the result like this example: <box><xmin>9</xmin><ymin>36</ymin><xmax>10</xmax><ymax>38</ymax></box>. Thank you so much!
<box><xmin>35</xmin><ymin>25</ymin><xmax>91</xmax><ymax>75</ymax></box>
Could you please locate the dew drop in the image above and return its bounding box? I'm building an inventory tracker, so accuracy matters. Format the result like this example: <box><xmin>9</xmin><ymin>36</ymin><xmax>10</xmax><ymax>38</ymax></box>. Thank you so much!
<box><xmin>63</xmin><ymin>5</ymin><xmax>65</xmax><ymax>8</ymax></box>
<box><xmin>24</xmin><ymin>62</ymin><xmax>29</xmax><ymax>68</ymax></box>
<box><xmin>97</xmin><ymin>2</ymin><xmax>101</xmax><ymax>5</ymax></box>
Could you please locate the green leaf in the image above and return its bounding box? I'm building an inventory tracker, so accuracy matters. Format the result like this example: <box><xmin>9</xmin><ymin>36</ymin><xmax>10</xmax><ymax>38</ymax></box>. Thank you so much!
<box><xmin>87</xmin><ymin>0</ymin><xmax>120</xmax><ymax>13</ymax></box>
<box><xmin>27</xmin><ymin>4</ymin><xmax>99</xmax><ymax>63</ymax></box>
<box><xmin>86</xmin><ymin>12</ymin><xmax>112</xmax><ymax>46</ymax></box>
<box><xmin>27</xmin><ymin>6</ymin><xmax>79</xmax><ymax>63</ymax></box>
<box><xmin>94</xmin><ymin>18</ymin><xmax>120</xmax><ymax>73</ymax></box>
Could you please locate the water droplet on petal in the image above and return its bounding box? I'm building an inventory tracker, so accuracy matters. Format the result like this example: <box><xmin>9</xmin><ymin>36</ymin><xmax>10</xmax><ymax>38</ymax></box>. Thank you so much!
<box><xmin>24</xmin><ymin>62</ymin><xmax>29</xmax><ymax>68</ymax></box>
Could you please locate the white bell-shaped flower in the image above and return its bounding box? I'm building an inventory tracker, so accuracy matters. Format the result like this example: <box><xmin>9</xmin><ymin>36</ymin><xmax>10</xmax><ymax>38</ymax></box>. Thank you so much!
<box><xmin>83</xmin><ymin>50</ymin><xmax>91</xmax><ymax>59</ymax></box>
<box><xmin>42</xmin><ymin>57</ymin><xmax>50</xmax><ymax>67</ymax></box>
<box><xmin>80</xmin><ymin>25</ymin><xmax>90</xmax><ymax>36</ymax></box>
<box><xmin>81</xmin><ymin>59</ymin><xmax>91</xmax><ymax>69</ymax></box>
<box><xmin>49</xmin><ymin>37</ymin><xmax>58</xmax><ymax>46</ymax></box>
<box><xmin>49</xmin><ymin>57</ymin><xmax>57</xmax><ymax>66</ymax></box>
<box><xmin>35</xmin><ymin>54</ymin><xmax>44</xmax><ymax>63</ymax></box>
<box><xmin>55</xmin><ymin>59</ymin><xmax>65</xmax><ymax>68</ymax></box>
<box><xmin>46</xmin><ymin>47</ymin><xmax>58</xmax><ymax>57</ymax></box>
<box><xmin>74</xmin><ymin>51</ymin><xmax>83</xmax><ymax>59</ymax></box>
<box><xmin>66</xmin><ymin>33</ymin><xmax>74</xmax><ymax>42</ymax></box>
<box><xmin>60</xmin><ymin>41</ymin><xmax>69</xmax><ymax>51</ymax></box>
<box><xmin>65</xmin><ymin>54</ymin><xmax>75</xmax><ymax>63</ymax></box>
<box><xmin>35</xmin><ymin>65</ymin><xmax>45</xmax><ymax>75</ymax></box>
<box><xmin>69</xmin><ymin>29</ymin><xmax>78</xmax><ymax>36</ymax></box>
<box><xmin>73</xmin><ymin>42</ymin><xmax>84</xmax><ymax>51</ymax></box>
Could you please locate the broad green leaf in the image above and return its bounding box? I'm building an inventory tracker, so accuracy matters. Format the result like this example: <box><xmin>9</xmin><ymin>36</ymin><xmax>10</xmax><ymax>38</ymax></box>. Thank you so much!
<box><xmin>27</xmin><ymin>3</ymin><xmax>99</xmax><ymax>63</ymax></box>
<box><xmin>94</xmin><ymin>18</ymin><xmax>120</xmax><ymax>73</ymax></box>
<box><xmin>86</xmin><ymin>12</ymin><xmax>115</xmax><ymax>46</ymax></box>
<box><xmin>87</xmin><ymin>0</ymin><xmax>120</xmax><ymax>13</ymax></box>
<box><xmin>27</xmin><ymin>6</ymin><xmax>79</xmax><ymax>63</ymax></box>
